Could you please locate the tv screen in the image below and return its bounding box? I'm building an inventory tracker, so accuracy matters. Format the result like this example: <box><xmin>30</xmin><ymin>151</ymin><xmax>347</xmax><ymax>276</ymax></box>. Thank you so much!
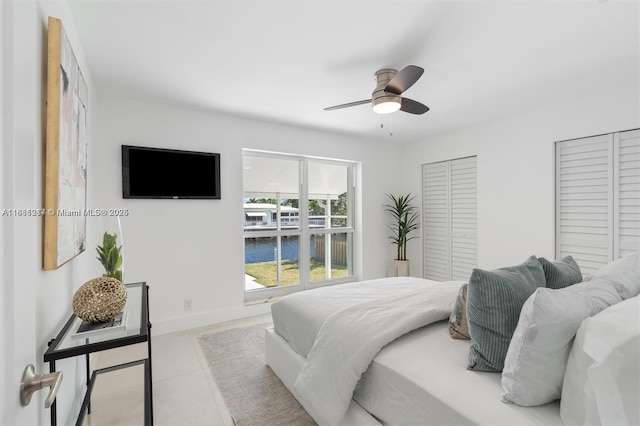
<box><xmin>122</xmin><ymin>145</ymin><xmax>221</xmax><ymax>199</ymax></box>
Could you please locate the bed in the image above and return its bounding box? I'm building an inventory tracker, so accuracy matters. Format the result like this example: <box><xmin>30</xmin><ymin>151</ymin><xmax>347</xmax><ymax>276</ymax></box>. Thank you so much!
<box><xmin>265</xmin><ymin>320</ymin><xmax>563</xmax><ymax>425</ymax></box>
<box><xmin>265</xmin><ymin>254</ymin><xmax>640</xmax><ymax>425</ymax></box>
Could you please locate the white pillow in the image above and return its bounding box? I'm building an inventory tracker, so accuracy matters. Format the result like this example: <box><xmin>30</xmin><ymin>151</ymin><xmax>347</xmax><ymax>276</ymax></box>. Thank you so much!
<box><xmin>501</xmin><ymin>279</ymin><xmax>622</xmax><ymax>406</ymax></box>
<box><xmin>592</xmin><ymin>251</ymin><xmax>640</xmax><ymax>300</ymax></box>
<box><xmin>560</xmin><ymin>296</ymin><xmax>640</xmax><ymax>425</ymax></box>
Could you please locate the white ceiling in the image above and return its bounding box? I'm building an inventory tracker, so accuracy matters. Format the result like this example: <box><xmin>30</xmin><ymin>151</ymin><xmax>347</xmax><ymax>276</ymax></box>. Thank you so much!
<box><xmin>67</xmin><ymin>0</ymin><xmax>640</xmax><ymax>143</ymax></box>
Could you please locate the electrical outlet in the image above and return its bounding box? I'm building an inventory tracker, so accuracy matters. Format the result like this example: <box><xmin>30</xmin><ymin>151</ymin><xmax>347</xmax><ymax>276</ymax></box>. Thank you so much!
<box><xmin>184</xmin><ymin>299</ymin><xmax>192</xmax><ymax>311</ymax></box>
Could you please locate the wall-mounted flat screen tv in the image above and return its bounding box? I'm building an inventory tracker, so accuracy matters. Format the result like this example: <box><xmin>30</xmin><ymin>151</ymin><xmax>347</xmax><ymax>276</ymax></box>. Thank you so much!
<box><xmin>122</xmin><ymin>145</ymin><xmax>221</xmax><ymax>199</ymax></box>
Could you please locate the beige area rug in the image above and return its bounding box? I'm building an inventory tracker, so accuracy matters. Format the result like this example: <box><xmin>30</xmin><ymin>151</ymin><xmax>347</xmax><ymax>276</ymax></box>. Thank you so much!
<box><xmin>198</xmin><ymin>322</ymin><xmax>316</xmax><ymax>426</ymax></box>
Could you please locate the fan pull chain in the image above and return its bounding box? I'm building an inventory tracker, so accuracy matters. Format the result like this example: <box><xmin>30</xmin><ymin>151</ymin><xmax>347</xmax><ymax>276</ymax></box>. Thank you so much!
<box><xmin>379</xmin><ymin>115</ymin><xmax>393</xmax><ymax>136</ymax></box>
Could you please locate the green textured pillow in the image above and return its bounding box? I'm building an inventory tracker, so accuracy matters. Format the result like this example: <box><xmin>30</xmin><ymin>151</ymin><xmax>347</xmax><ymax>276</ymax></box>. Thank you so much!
<box><xmin>467</xmin><ymin>255</ymin><xmax>546</xmax><ymax>372</ymax></box>
<box><xmin>539</xmin><ymin>255</ymin><xmax>582</xmax><ymax>289</ymax></box>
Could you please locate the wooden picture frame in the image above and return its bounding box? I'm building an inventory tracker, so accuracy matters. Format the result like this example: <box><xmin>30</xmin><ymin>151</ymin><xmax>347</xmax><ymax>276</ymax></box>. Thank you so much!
<box><xmin>43</xmin><ymin>17</ymin><xmax>88</xmax><ymax>270</ymax></box>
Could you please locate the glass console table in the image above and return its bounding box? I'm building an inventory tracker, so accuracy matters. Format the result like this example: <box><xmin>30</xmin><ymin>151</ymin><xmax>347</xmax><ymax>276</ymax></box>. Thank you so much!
<box><xmin>44</xmin><ymin>282</ymin><xmax>153</xmax><ymax>426</ymax></box>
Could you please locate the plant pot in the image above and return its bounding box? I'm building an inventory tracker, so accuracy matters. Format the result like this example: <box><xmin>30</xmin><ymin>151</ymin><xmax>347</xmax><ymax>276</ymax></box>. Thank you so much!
<box><xmin>104</xmin><ymin>270</ymin><xmax>123</xmax><ymax>282</ymax></box>
<box><xmin>394</xmin><ymin>260</ymin><xmax>410</xmax><ymax>277</ymax></box>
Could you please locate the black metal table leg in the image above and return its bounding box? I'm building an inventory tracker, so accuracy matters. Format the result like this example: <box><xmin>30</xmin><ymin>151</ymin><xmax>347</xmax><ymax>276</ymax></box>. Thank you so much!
<box><xmin>49</xmin><ymin>360</ymin><xmax>57</xmax><ymax>426</ymax></box>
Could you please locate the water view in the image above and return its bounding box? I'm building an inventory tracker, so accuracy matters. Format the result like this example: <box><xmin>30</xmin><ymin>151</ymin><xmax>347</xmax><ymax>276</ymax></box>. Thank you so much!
<box><xmin>244</xmin><ymin>236</ymin><xmax>315</xmax><ymax>264</ymax></box>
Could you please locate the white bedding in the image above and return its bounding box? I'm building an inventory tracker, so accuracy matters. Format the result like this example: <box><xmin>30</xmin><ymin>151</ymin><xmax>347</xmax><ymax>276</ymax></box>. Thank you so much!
<box><xmin>292</xmin><ymin>280</ymin><xmax>464</xmax><ymax>425</ymax></box>
<box><xmin>269</xmin><ymin>276</ymin><xmax>565</xmax><ymax>425</ymax></box>
<box><xmin>353</xmin><ymin>321</ymin><xmax>563</xmax><ymax>425</ymax></box>
<box><xmin>271</xmin><ymin>276</ymin><xmax>451</xmax><ymax>357</ymax></box>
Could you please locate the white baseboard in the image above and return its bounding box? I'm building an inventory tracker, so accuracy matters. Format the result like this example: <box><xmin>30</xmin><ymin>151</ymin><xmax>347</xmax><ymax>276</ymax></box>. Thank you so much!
<box><xmin>150</xmin><ymin>303</ymin><xmax>272</xmax><ymax>336</ymax></box>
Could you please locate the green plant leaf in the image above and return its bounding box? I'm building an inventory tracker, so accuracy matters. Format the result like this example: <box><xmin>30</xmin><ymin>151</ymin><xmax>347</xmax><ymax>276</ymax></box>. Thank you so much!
<box><xmin>96</xmin><ymin>232</ymin><xmax>123</xmax><ymax>274</ymax></box>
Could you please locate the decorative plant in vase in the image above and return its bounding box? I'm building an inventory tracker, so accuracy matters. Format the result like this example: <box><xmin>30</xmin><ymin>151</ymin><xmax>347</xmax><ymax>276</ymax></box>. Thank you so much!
<box><xmin>384</xmin><ymin>193</ymin><xmax>420</xmax><ymax>276</ymax></box>
<box><xmin>96</xmin><ymin>231</ymin><xmax>123</xmax><ymax>282</ymax></box>
<box><xmin>72</xmin><ymin>232</ymin><xmax>126</xmax><ymax>323</ymax></box>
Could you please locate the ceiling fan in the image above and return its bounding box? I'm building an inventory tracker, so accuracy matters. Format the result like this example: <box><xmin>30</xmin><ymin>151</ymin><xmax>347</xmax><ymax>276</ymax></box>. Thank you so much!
<box><xmin>324</xmin><ymin>65</ymin><xmax>429</xmax><ymax>115</ymax></box>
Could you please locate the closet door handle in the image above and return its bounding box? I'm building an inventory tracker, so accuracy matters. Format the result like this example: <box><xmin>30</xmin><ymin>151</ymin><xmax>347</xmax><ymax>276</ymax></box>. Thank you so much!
<box><xmin>20</xmin><ymin>364</ymin><xmax>63</xmax><ymax>408</ymax></box>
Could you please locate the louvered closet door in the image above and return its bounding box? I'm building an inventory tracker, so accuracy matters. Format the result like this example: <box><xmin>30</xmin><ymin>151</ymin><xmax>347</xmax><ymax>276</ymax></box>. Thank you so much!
<box><xmin>423</xmin><ymin>161</ymin><xmax>450</xmax><ymax>281</ymax></box>
<box><xmin>423</xmin><ymin>157</ymin><xmax>477</xmax><ymax>281</ymax></box>
<box><xmin>450</xmin><ymin>157</ymin><xmax>477</xmax><ymax>281</ymax></box>
<box><xmin>615</xmin><ymin>129</ymin><xmax>640</xmax><ymax>257</ymax></box>
<box><xmin>556</xmin><ymin>129</ymin><xmax>640</xmax><ymax>275</ymax></box>
<box><xmin>555</xmin><ymin>134</ymin><xmax>612</xmax><ymax>274</ymax></box>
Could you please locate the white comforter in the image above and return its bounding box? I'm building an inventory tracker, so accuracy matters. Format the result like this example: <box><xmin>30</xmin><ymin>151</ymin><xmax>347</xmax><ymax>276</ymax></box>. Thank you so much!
<box><xmin>272</xmin><ymin>277</ymin><xmax>446</xmax><ymax>357</ymax></box>
<box><xmin>292</xmin><ymin>280</ymin><xmax>464</xmax><ymax>425</ymax></box>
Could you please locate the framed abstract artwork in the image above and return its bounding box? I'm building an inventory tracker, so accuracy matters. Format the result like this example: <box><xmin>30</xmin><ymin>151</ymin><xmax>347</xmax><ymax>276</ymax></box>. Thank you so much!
<box><xmin>43</xmin><ymin>17</ymin><xmax>88</xmax><ymax>270</ymax></box>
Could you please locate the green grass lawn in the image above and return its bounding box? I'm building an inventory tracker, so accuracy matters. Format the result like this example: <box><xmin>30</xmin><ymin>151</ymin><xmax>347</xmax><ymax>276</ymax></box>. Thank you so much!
<box><xmin>245</xmin><ymin>259</ymin><xmax>347</xmax><ymax>287</ymax></box>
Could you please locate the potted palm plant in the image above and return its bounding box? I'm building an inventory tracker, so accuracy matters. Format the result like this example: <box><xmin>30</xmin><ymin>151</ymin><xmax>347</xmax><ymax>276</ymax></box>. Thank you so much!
<box><xmin>384</xmin><ymin>193</ymin><xmax>420</xmax><ymax>276</ymax></box>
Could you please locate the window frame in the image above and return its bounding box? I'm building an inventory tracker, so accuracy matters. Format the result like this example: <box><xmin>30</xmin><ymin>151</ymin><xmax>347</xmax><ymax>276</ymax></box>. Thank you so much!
<box><xmin>243</xmin><ymin>150</ymin><xmax>358</xmax><ymax>302</ymax></box>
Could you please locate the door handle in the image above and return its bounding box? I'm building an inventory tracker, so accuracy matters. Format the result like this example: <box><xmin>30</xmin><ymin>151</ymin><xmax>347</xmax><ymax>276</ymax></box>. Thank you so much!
<box><xmin>20</xmin><ymin>364</ymin><xmax>63</xmax><ymax>408</ymax></box>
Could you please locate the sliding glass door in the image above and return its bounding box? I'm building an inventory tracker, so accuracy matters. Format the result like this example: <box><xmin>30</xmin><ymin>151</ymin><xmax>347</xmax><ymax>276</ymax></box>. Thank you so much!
<box><xmin>243</xmin><ymin>150</ymin><xmax>356</xmax><ymax>300</ymax></box>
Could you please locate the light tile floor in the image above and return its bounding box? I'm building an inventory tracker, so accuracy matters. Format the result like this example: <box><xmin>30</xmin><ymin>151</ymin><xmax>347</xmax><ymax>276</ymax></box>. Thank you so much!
<box><xmin>87</xmin><ymin>313</ymin><xmax>273</xmax><ymax>425</ymax></box>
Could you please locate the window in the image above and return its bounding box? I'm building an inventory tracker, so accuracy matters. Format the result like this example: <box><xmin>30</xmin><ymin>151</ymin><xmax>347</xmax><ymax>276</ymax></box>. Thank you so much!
<box><xmin>243</xmin><ymin>150</ymin><xmax>356</xmax><ymax>299</ymax></box>
<box><xmin>555</xmin><ymin>129</ymin><xmax>639</xmax><ymax>274</ymax></box>
<box><xmin>422</xmin><ymin>156</ymin><xmax>477</xmax><ymax>281</ymax></box>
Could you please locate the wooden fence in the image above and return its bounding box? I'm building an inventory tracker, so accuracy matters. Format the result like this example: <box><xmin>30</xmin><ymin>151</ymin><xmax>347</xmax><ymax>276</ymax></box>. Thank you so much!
<box><xmin>314</xmin><ymin>239</ymin><xmax>347</xmax><ymax>265</ymax></box>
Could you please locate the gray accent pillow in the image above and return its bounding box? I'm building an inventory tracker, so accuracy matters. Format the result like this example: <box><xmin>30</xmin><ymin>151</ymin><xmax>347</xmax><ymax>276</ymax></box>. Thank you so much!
<box><xmin>448</xmin><ymin>283</ymin><xmax>470</xmax><ymax>340</ymax></box>
<box><xmin>539</xmin><ymin>255</ymin><xmax>582</xmax><ymax>289</ymax></box>
<box><xmin>467</xmin><ymin>255</ymin><xmax>546</xmax><ymax>372</ymax></box>
<box><xmin>501</xmin><ymin>278</ymin><xmax>622</xmax><ymax>406</ymax></box>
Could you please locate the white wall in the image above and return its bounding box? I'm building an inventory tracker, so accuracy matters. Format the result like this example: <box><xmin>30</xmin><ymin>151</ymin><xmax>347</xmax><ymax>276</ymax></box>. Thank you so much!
<box><xmin>2</xmin><ymin>1</ymin><xmax>97</xmax><ymax>424</ymax></box>
<box><xmin>91</xmin><ymin>95</ymin><xmax>403</xmax><ymax>334</ymax></box>
<box><xmin>401</xmin><ymin>82</ymin><xmax>640</xmax><ymax>273</ymax></box>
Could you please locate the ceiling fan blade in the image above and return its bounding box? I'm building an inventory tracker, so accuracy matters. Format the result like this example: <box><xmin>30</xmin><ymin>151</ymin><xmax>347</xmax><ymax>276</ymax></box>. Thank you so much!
<box><xmin>400</xmin><ymin>98</ymin><xmax>430</xmax><ymax>115</ymax></box>
<box><xmin>324</xmin><ymin>99</ymin><xmax>372</xmax><ymax>111</ymax></box>
<box><xmin>385</xmin><ymin>65</ymin><xmax>424</xmax><ymax>95</ymax></box>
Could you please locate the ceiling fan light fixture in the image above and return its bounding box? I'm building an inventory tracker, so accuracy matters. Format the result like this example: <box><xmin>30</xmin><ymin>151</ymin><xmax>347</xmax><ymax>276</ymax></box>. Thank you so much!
<box><xmin>372</xmin><ymin>96</ymin><xmax>401</xmax><ymax>114</ymax></box>
<box><xmin>323</xmin><ymin>65</ymin><xmax>428</xmax><ymax>116</ymax></box>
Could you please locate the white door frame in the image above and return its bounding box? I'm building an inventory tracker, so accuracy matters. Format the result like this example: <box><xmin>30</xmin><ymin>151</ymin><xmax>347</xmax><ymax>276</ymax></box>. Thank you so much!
<box><xmin>1</xmin><ymin>0</ymin><xmax>8</xmax><ymax>420</ymax></box>
<box><xmin>1</xmin><ymin>1</ymin><xmax>40</xmax><ymax>424</ymax></box>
